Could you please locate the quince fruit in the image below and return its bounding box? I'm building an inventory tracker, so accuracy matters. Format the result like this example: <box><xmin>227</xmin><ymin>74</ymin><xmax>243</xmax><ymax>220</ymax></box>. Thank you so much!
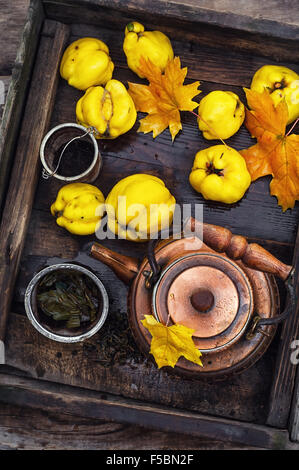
<box><xmin>197</xmin><ymin>91</ymin><xmax>245</xmax><ymax>140</ymax></box>
<box><xmin>51</xmin><ymin>183</ymin><xmax>105</xmax><ymax>235</ymax></box>
<box><xmin>189</xmin><ymin>145</ymin><xmax>251</xmax><ymax>204</ymax></box>
<box><xmin>250</xmin><ymin>65</ymin><xmax>299</xmax><ymax>124</ymax></box>
<box><xmin>60</xmin><ymin>37</ymin><xmax>114</xmax><ymax>90</ymax></box>
<box><xmin>105</xmin><ymin>174</ymin><xmax>176</xmax><ymax>241</ymax></box>
<box><xmin>76</xmin><ymin>79</ymin><xmax>137</xmax><ymax>139</ymax></box>
<box><xmin>123</xmin><ymin>21</ymin><xmax>174</xmax><ymax>78</ymax></box>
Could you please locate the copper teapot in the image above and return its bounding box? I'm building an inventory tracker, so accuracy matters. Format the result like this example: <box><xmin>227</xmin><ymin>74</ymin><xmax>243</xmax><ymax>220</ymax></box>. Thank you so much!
<box><xmin>90</xmin><ymin>218</ymin><xmax>294</xmax><ymax>379</ymax></box>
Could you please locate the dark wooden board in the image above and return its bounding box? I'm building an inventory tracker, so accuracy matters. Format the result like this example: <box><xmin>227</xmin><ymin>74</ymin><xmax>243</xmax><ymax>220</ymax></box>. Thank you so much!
<box><xmin>267</xmin><ymin>228</ymin><xmax>299</xmax><ymax>428</ymax></box>
<box><xmin>0</xmin><ymin>77</ymin><xmax>11</xmax><ymax>122</ymax></box>
<box><xmin>1</xmin><ymin>0</ymin><xmax>299</xmax><ymax>448</ymax></box>
<box><xmin>0</xmin><ymin>399</ymin><xmax>257</xmax><ymax>450</ymax></box>
<box><xmin>0</xmin><ymin>0</ymin><xmax>31</xmax><ymax>75</ymax></box>
<box><xmin>1</xmin><ymin>372</ymin><xmax>297</xmax><ymax>450</ymax></box>
<box><xmin>0</xmin><ymin>19</ymin><xmax>70</xmax><ymax>362</ymax></box>
<box><xmin>4</xmin><ymin>18</ymin><xmax>297</xmax><ymax>433</ymax></box>
<box><xmin>5</xmin><ymin>310</ymin><xmax>279</xmax><ymax>425</ymax></box>
<box><xmin>43</xmin><ymin>0</ymin><xmax>299</xmax><ymax>63</ymax></box>
<box><xmin>0</xmin><ymin>0</ymin><xmax>44</xmax><ymax>214</ymax></box>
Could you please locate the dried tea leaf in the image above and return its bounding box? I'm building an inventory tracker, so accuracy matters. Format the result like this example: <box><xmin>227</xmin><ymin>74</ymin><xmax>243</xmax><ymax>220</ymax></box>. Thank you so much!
<box><xmin>37</xmin><ymin>271</ymin><xmax>98</xmax><ymax>328</ymax></box>
<box><xmin>141</xmin><ymin>314</ymin><xmax>203</xmax><ymax>369</ymax></box>
<box><xmin>128</xmin><ymin>56</ymin><xmax>201</xmax><ymax>141</ymax></box>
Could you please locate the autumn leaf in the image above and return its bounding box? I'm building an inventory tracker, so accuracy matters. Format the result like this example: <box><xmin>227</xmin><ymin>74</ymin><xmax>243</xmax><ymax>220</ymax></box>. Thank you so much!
<box><xmin>240</xmin><ymin>88</ymin><xmax>299</xmax><ymax>211</ymax></box>
<box><xmin>128</xmin><ymin>56</ymin><xmax>201</xmax><ymax>141</ymax></box>
<box><xmin>141</xmin><ymin>314</ymin><xmax>203</xmax><ymax>369</ymax></box>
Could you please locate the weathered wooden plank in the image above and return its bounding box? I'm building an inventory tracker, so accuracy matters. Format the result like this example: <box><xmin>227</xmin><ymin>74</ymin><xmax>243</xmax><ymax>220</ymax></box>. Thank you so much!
<box><xmin>43</xmin><ymin>0</ymin><xmax>299</xmax><ymax>65</ymax></box>
<box><xmin>0</xmin><ymin>372</ymin><xmax>297</xmax><ymax>449</ymax></box>
<box><xmin>0</xmin><ymin>76</ymin><xmax>11</xmax><ymax>122</ymax></box>
<box><xmin>166</xmin><ymin>0</ymin><xmax>299</xmax><ymax>28</ymax></box>
<box><xmin>0</xmin><ymin>19</ymin><xmax>70</xmax><ymax>364</ymax></box>
<box><xmin>43</xmin><ymin>0</ymin><xmax>299</xmax><ymax>41</ymax></box>
<box><xmin>0</xmin><ymin>400</ymin><xmax>256</xmax><ymax>450</ymax></box>
<box><xmin>4</xmin><ymin>311</ymin><xmax>276</xmax><ymax>425</ymax></box>
<box><xmin>0</xmin><ymin>0</ymin><xmax>31</xmax><ymax>74</ymax></box>
<box><xmin>267</xmin><ymin>228</ymin><xmax>299</xmax><ymax>429</ymax></box>
<box><xmin>0</xmin><ymin>0</ymin><xmax>44</xmax><ymax>215</ymax></box>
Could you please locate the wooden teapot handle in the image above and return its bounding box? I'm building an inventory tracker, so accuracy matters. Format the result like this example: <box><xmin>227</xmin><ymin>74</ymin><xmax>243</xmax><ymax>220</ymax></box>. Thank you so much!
<box><xmin>187</xmin><ymin>218</ymin><xmax>292</xmax><ymax>281</ymax></box>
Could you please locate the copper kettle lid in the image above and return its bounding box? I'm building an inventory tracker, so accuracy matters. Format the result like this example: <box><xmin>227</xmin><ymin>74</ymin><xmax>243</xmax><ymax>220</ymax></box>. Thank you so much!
<box><xmin>152</xmin><ymin>252</ymin><xmax>253</xmax><ymax>353</ymax></box>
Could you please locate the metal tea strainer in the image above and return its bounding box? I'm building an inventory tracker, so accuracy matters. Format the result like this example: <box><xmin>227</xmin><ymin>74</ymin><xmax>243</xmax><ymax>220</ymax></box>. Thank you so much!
<box><xmin>40</xmin><ymin>123</ymin><xmax>102</xmax><ymax>183</ymax></box>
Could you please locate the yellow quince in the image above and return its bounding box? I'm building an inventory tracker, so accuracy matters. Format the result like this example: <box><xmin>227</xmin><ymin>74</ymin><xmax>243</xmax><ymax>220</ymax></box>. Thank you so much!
<box><xmin>76</xmin><ymin>79</ymin><xmax>137</xmax><ymax>139</ymax></box>
<box><xmin>189</xmin><ymin>145</ymin><xmax>251</xmax><ymax>204</ymax></box>
<box><xmin>105</xmin><ymin>174</ymin><xmax>176</xmax><ymax>241</ymax></box>
<box><xmin>123</xmin><ymin>21</ymin><xmax>174</xmax><ymax>78</ymax></box>
<box><xmin>250</xmin><ymin>65</ymin><xmax>299</xmax><ymax>124</ymax></box>
<box><xmin>51</xmin><ymin>183</ymin><xmax>105</xmax><ymax>235</ymax></box>
<box><xmin>60</xmin><ymin>37</ymin><xmax>114</xmax><ymax>90</ymax></box>
<box><xmin>197</xmin><ymin>91</ymin><xmax>245</xmax><ymax>140</ymax></box>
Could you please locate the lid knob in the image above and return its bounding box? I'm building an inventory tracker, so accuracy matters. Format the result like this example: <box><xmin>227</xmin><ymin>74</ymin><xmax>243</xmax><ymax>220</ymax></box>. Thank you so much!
<box><xmin>190</xmin><ymin>288</ymin><xmax>214</xmax><ymax>313</ymax></box>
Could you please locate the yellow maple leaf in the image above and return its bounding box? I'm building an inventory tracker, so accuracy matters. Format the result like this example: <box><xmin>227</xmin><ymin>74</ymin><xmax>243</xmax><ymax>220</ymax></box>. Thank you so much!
<box><xmin>141</xmin><ymin>314</ymin><xmax>203</xmax><ymax>369</ymax></box>
<box><xmin>128</xmin><ymin>56</ymin><xmax>201</xmax><ymax>141</ymax></box>
<box><xmin>240</xmin><ymin>88</ymin><xmax>299</xmax><ymax>211</ymax></box>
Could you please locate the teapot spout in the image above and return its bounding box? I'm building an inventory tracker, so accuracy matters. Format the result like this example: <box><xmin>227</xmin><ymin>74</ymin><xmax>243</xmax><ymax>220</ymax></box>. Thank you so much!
<box><xmin>90</xmin><ymin>243</ymin><xmax>139</xmax><ymax>285</ymax></box>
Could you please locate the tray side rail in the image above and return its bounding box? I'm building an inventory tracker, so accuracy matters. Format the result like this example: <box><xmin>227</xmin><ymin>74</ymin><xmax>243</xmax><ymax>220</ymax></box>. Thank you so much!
<box><xmin>0</xmin><ymin>0</ymin><xmax>44</xmax><ymax>217</ymax></box>
<box><xmin>0</xmin><ymin>372</ymin><xmax>298</xmax><ymax>450</ymax></box>
<box><xmin>0</xmin><ymin>18</ymin><xmax>70</xmax><ymax>364</ymax></box>
<box><xmin>266</xmin><ymin>227</ymin><xmax>299</xmax><ymax>433</ymax></box>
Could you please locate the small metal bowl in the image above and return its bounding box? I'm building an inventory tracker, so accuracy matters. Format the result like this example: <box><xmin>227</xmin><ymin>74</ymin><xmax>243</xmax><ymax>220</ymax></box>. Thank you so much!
<box><xmin>24</xmin><ymin>263</ymin><xmax>109</xmax><ymax>343</ymax></box>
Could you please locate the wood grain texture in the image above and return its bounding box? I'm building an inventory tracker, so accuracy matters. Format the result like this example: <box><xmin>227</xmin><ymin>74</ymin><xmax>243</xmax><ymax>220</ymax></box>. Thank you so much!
<box><xmin>267</xmin><ymin>228</ymin><xmax>299</xmax><ymax>429</ymax></box>
<box><xmin>0</xmin><ymin>77</ymin><xmax>11</xmax><ymax>122</ymax></box>
<box><xmin>43</xmin><ymin>0</ymin><xmax>299</xmax><ymax>41</ymax></box>
<box><xmin>0</xmin><ymin>400</ymin><xmax>255</xmax><ymax>450</ymax></box>
<box><xmin>0</xmin><ymin>0</ymin><xmax>31</xmax><ymax>74</ymax></box>
<box><xmin>43</xmin><ymin>3</ymin><xmax>299</xmax><ymax>65</ymax></box>
<box><xmin>0</xmin><ymin>0</ymin><xmax>43</xmax><ymax>214</ymax></box>
<box><xmin>165</xmin><ymin>0</ymin><xmax>299</xmax><ymax>27</ymax></box>
<box><xmin>0</xmin><ymin>19</ymin><xmax>69</xmax><ymax>354</ymax></box>
<box><xmin>46</xmin><ymin>10</ymin><xmax>299</xmax><ymax>66</ymax></box>
<box><xmin>1</xmin><ymin>372</ymin><xmax>297</xmax><ymax>449</ymax></box>
<box><xmin>5</xmin><ymin>311</ymin><xmax>279</xmax><ymax>425</ymax></box>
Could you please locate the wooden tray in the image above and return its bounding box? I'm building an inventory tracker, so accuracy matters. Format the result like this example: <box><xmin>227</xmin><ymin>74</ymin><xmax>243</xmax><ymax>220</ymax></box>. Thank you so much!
<box><xmin>0</xmin><ymin>0</ymin><xmax>299</xmax><ymax>449</ymax></box>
